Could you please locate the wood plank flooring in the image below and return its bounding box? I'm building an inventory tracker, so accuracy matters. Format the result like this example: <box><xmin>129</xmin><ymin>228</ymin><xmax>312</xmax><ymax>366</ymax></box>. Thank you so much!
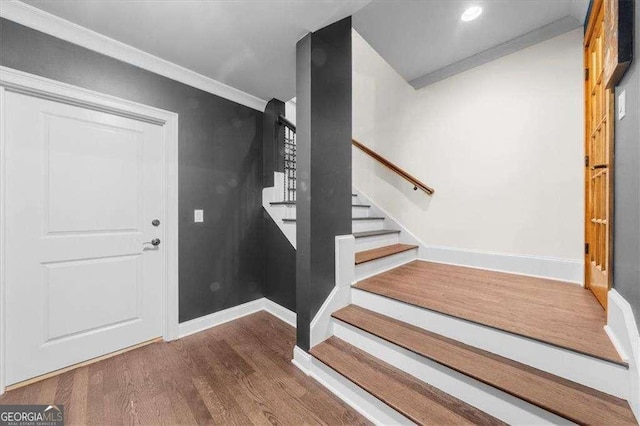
<box><xmin>333</xmin><ymin>305</ymin><xmax>637</xmax><ymax>425</ymax></box>
<box><xmin>354</xmin><ymin>260</ymin><xmax>624</xmax><ymax>364</ymax></box>
<box><xmin>310</xmin><ymin>337</ymin><xmax>505</xmax><ymax>426</ymax></box>
<box><xmin>355</xmin><ymin>243</ymin><xmax>418</xmax><ymax>265</ymax></box>
<box><xmin>0</xmin><ymin>312</ymin><xmax>368</xmax><ymax>426</ymax></box>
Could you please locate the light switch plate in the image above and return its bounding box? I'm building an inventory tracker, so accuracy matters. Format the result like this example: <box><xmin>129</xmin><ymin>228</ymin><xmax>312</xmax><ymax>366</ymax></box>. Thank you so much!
<box><xmin>194</xmin><ymin>209</ymin><xmax>204</xmax><ymax>223</ymax></box>
<box><xmin>618</xmin><ymin>90</ymin><xmax>626</xmax><ymax>120</ymax></box>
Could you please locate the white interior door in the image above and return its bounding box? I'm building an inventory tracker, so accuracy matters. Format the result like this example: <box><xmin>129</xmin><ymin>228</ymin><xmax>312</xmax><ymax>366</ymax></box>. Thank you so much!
<box><xmin>5</xmin><ymin>90</ymin><xmax>164</xmax><ymax>385</ymax></box>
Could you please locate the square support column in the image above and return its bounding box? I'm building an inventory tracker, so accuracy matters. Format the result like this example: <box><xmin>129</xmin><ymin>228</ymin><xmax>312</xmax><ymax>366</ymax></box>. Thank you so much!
<box><xmin>296</xmin><ymin>17</ymin><xmax>352</xmax><ymax>351</ymax></box>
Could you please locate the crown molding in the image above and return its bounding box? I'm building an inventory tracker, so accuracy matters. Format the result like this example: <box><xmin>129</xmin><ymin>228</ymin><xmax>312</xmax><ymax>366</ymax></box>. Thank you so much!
<box><xmin>0</xmin><ymin>0</ymin><xmax>268</xmax><ymax>111</ymax></box>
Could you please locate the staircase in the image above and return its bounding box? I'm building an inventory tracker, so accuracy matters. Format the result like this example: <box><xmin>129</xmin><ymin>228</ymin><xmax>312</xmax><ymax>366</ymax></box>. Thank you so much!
<box><xmin>265</xmin><ymin>188</ymin><xmax>637</xmax><ymax>424</ymax></box>
<box><xmin>298</xmin><ymin>194</ymin><xmax>638</xmax><ymax>425</ymax></box>
<box><xmin>262</xmin><ymin>120</ymin><xmax>637</xmax><ymax>424</ymax></box>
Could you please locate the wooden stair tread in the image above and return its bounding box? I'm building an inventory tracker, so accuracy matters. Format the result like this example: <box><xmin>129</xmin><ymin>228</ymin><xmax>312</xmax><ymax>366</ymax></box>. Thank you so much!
<box><xmin>353</xmin><ymin>229</ymin><xmax>401</xmax><ymax>238</ymax></box>
<box><xmin>355</xmin><ymin>243</ymin><xmax>418</xmax><ymax>265</ymax></box>
<box><xmin>353</xmin><ymin>260</ymin><xmax>625</xmax><ymax>365</ymax></box>
<box><xmin>310</xmin><ymin>337</ymin><xmax>505</xmax><ymax>426</ymax></box>
<box><xmin>332</xmin><ymin>305</ymin><xmax>637</xmax><ymax>426</ymax></box>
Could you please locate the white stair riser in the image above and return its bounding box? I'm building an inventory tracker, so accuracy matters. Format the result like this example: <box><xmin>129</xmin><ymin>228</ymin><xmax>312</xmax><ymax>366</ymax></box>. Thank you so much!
<box><xmin>354</xmin><ymin>233</ymin><xmax>400</xmax><ymax>251</ymax></box>
<box><xmin>355</xmin><ymin>248</ymin><xmax>418</xmax><ymax>281</ymax></box>
<box><xmin>271</xmin><ymin>205</ymin><xmax>370</xmax><ymax>219</ymax></box>
<box><xmin>352</xmin><ymin>219</ymin><xmax>385</xmax><ymax>233</ymax></box>
<box><xmin>351</xmin><ymin>288</ymin><xmax>629</xmax><ymax>399</ymax></box>
<box><xmin>332</xmin><ymin>320</ymin><xmax>570</xmax><ymax>425</ymax></box>
<box><xmin>351</xmin><ymin>206</ymin><xmax>371</xmax><ymax>218</ymax></box>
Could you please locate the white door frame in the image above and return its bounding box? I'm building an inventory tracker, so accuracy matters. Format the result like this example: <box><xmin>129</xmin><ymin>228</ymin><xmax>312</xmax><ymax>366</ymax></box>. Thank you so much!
<box><xmin>0</xmin><ymin>66</ymin><xmax>180</xmax><ymax>395</ymax></box>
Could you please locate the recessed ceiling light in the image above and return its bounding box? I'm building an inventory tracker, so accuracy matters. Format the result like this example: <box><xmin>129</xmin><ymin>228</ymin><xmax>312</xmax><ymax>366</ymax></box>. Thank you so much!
<box><xmin>461</xmin><ymin>6</ymin><xmax>483</xmax><ymax>22</ymax></box>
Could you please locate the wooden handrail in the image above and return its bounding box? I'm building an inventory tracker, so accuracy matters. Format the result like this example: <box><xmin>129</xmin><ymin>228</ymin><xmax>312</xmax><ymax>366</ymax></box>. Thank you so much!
<box><xmin>352</xmin><ymin>139</ymin><xmax>434</xmax><ymax>195</ymax></box>
<box><xmin>277</xmin><ymin>114</ymin><xmax>296</xmax><ymax>131</ymax></box>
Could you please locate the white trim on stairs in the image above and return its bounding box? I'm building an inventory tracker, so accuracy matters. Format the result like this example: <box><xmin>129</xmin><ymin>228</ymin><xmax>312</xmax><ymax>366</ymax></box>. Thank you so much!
<box><xmin>292</xmin><ymin>345</ymin><xmax>312</xmax><ymax>373</ymax></box>
<box><xmin>351</xmin><ymin>287</ymin><xmax>629</xmax><ymax>399</ymax></box>
<box><xmin>332</xmin><ymin>320</ymin><xmax>569</xmax><ymax>425</ymax></box>
<box><xmin>178</xmin><ymin>297</ymin><xmax>296</xmax><ymax>339</ymax></box>
<box><xmin>263</xmin><ymin>172</ymin><xmax>296</xmax><ymax>248</ymax></box>
<box><xmin>292</xmin><ymin>345</ymin><xmax>410</xmax><ymax>425</ymax></box>
<box><xmin>0</xmin><ymin>0</ymin><xmax>268</xmax><ymax>111</ymax></box>
<box><xmin>608</xmin><ymin>289</ymin><xmax>640</xmax><ymax>422</ymax></box>
<box><xmin>310</xmin><ymin>235</ymin><xmax>355</xmax><ymax>347</ymax></box>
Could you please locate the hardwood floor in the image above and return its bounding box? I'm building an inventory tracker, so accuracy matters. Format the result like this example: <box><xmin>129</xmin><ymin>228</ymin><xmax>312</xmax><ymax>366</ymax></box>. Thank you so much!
<box><xmin>0</xmin><ymin>312</ymin><xmax>368</xmax><ymax>426</ymax></box>
<box><xmin>311</xmin><ymin>337</ymin><xmax>505</xmax><ymax>425</ymax></box>
<box><xmin>333</xmin><ymin>305</ymin><xmax>637</xmax><ymax>425</ymax></box>
<box><xmin>354</xmin><ymin>260</ymin><xmax>624</xmax><ymax>364</ymax></box>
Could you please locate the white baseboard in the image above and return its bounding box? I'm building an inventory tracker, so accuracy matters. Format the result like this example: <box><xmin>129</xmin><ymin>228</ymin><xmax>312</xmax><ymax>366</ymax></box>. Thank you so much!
<box><xmin>263</xmin><ymin>298</ymin><xmax>296</xmax><ymax>328</ymax></box>
<box><xmin>178</xmin><ymin>297</ymin><xmax>296</xmax><ymax>339</ymax></box>
<box><xmin>422</xmin><ymin>245</ymin><xmax>583</xmax><ymax>284</ymax></box>
<box><xmin>292</xmin><ymin>345</ymin><xmax>312</xmax><ymax>373</ymax></box>
<box><xmin>608</xmin><ymin>289</ymin><xmax>640</xmax><ymax>422</ymax></box>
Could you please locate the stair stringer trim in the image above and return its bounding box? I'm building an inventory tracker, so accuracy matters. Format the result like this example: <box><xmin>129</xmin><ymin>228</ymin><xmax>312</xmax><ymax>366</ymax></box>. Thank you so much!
<box><xmin>351</xmin><ymin>288</ymin><xmax>629</xmax><ymax>399</ymax></box>
<box><xmin>292</xmin><ymin>346</ymin><xmax>412</xmax><ymax>425</ymax></box>
<box><xmin>608</xmin><ymin>290</ymin><xmax>640</xmax><ymax>421</ymax></box>
<box><xmin>309</xmin><ymin>235</ymin><xmax>355</xmax><ymax>348</ymax></box>
<box><xmin>332</xmin><ymin>320</ymin><xmax>570</xmax><ymax>425</ymax></box>
<box><xmin>263</xmin><ymin>172</ymin><xmax>296</xmax><ymax>248</ymax></box>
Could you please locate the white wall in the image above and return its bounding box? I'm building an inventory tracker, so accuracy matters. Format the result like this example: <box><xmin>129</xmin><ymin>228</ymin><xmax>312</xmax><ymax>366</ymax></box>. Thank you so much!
<box><xmin>353</xmin><ymin>28</ymin><xmax>584</xmax><ymax>263</ymax></box>
<box><xmin>285</xmin><ymin>98</ymin><xmax>297</xmax><ymax>125</ymax></box>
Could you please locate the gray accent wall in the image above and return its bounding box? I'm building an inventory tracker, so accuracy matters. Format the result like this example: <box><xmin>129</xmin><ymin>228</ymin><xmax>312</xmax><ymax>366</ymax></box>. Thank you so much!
<box><xmin>0</xmin><ymin>18</ymin><xmax>264</xmax><ymax>323</ymax></box>
<box><xmin>296</xmin><ymin>17</ymin><xmax>352</xmax><ymax>351</ymax></box>
<box><xmin>262</xmin><ymin>99</ymin><xmax>296</xmax><ymax>312</ymax></box>
<box><xmin>613</xmin><ymin>0</ymin><xmax>640</xmax><ymax>328</ymax></box>
<box><xmin>263</xmin><ymin>212</ymin><xmax>296</xmax><ymax>312</ymax></box>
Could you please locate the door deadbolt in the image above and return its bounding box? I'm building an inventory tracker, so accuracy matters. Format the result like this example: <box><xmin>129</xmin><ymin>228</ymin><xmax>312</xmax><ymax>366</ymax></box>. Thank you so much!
<box><xmin>152</xmin><ymin>219</ymin><xmax>160</xmax><ymax>226</ymax></box>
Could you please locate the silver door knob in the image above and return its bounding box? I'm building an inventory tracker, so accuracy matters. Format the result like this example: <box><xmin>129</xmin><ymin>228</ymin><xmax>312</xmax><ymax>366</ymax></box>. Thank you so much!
<box><xmin>144</xmin><ymin>238</ymin><xmax>161</xmax><ymax>246</ymax></box>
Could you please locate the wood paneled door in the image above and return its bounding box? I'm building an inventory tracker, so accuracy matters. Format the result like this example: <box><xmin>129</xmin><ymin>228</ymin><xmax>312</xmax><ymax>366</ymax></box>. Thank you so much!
<box><xmin>584</xmin><ymin>0</ymin><xmax>614</xmax><ymax>310</ymax></box>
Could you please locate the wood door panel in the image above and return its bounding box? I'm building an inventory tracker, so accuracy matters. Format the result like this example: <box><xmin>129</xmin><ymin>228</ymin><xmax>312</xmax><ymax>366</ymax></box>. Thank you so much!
<box><xmin>584</xmin><ymin>0</ymin><xmax>613</xmax><ymax>310</ymax></box>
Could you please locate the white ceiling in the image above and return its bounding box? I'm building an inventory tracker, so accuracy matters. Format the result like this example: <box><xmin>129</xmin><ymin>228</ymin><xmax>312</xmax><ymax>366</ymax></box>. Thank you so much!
<box><xmin>15</xmin><ymin>0</ymin><xmax>589</xmax><ymax>103</ymax></box>
<box><xmin>353</xmin><ymin>0</ymin><xmax>589</xmax><ymax>84</ymax></box>
<box><xmin>20</xmin><ymin>0</ymin><xmax>370</xmax><ymax>102</ymax></box>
